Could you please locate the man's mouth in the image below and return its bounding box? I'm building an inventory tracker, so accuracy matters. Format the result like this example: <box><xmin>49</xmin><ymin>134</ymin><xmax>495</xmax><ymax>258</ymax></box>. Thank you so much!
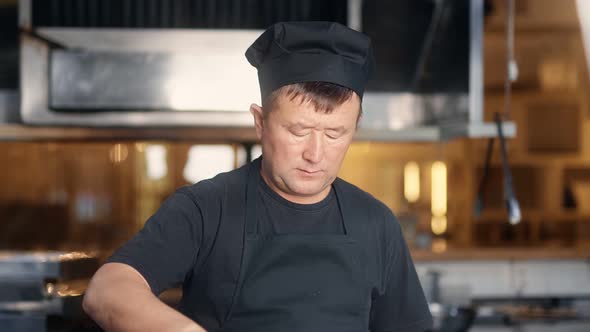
<box><xmin>297</xmin><ymin>168</ymin><xmax>322</xmax><ymax>175</ymax></box>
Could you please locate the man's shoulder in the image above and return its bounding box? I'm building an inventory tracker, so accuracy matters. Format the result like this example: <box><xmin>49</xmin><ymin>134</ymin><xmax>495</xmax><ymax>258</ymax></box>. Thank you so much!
<box><xmin>179</xmin><ymin>162</ymin><xmax>250</xmax><ymax>200</ymax></box>
<box><xmin>334</xmin><ymin>177</ymin><xmax>401</xmax><ymax>240</ymax></box>
<box><xmin>334</xmin><ymin>177</ymin><xmax>393</xmax><ymax>217</ymax></box>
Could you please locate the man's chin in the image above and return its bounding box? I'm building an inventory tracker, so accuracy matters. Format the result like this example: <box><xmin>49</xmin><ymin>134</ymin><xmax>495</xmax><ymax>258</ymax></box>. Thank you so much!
<box><xmin>286</xmin><ymin>184</ymin><xmax>329</xmax><ymax>200</ymax></box>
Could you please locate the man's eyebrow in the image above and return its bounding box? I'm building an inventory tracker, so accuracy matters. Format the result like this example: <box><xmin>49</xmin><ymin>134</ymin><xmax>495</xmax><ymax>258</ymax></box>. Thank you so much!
<box><xmin>284</xmin><ymin>123</ymin><xmax>348</xmax><ymax>132</ymax></box>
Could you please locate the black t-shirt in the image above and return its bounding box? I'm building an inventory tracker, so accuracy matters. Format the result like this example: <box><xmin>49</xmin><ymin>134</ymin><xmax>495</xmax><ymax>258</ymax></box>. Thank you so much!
<box><xmin>106</xmin><ymin>164</ymin><xmax>432</xmax><ymax>332</ymax></box>
<box><xmin>257</xmin><ymin>177</ymin><xmax>344</xmax><ymax>235</ymax></box>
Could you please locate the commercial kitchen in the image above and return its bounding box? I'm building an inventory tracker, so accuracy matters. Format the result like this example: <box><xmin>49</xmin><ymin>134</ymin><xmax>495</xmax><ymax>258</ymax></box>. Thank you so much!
<box><xmin>1</xmin><ymin>0</ymin><xmax>590</xmax><ymax>331</ymax></box>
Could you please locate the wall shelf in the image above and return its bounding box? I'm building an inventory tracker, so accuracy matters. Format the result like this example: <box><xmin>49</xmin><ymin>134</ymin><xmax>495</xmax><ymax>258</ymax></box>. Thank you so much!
<box><xmin>0</xmin><ymin>124</ymin><xmax>258</xmax><ymax>142</ymax></box>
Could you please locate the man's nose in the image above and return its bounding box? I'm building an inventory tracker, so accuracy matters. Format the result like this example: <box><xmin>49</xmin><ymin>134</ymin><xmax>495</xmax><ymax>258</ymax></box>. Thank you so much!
<box><xmin>302</xmin><ymin>132</ymin><xmax>324</xmax><ymax>163</ymax></box>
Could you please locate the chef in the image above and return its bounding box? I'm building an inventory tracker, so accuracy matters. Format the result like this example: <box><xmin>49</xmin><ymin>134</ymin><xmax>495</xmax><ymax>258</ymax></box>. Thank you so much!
<box><xmin>83</xmin><ymin>21</ymin><xmax>433</xmax><ymax>332</ymax></box>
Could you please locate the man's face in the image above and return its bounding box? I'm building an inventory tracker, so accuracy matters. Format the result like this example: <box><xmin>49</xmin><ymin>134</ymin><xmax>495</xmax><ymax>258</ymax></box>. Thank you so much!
<box><xmin>251</xmin><ymin>92</ymin><xmax>360</xmax><ymax>204</ymax></box>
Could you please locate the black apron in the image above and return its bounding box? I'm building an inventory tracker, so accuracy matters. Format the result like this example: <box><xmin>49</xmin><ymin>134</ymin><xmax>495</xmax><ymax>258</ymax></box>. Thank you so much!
<box><xmin>220</xmin><ymin>161</ymin><xmax>372</xmax><ymax>332</ymax></box>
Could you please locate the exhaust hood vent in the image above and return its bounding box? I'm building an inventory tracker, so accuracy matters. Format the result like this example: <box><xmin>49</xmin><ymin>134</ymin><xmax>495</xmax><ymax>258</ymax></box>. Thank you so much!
<box><xmin>30</xmin><ymin>0</ymin><xmax>346</xmax><ymax>29</ymax></box>
<box><xmin>0</xmin><ymin>5</ymin><xmax>18</xmax><ymax>90</ymax></box>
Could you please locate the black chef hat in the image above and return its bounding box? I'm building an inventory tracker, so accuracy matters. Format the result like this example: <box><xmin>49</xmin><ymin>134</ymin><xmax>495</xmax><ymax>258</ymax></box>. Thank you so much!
<box><xmin>245</xmin><ymin>21</ymin><xmax>375</xmax><ymax>101</ymax></box>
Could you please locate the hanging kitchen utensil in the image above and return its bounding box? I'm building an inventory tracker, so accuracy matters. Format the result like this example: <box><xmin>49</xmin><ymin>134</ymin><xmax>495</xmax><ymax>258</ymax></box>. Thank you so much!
<box><xmin>473</xmin><ymin>113</ymin><xmax>521</xmax><ymax>225</ymax></box>
<box><xmin>495</xmin><ymin>112</ymin><xmax>521</xmax><ymax>225</ymax></box>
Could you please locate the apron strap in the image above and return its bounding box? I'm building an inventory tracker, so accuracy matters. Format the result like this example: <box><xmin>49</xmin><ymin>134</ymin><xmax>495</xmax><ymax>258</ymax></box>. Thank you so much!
<box><xmin>332</xmin><ymin>178</ymin><xmax>364</xmax><ymax>238</ymax></box>
<box><xmin>245</xmin><ymin>158</ymin><xmax>260</xmax><ymax>236</ymax></box>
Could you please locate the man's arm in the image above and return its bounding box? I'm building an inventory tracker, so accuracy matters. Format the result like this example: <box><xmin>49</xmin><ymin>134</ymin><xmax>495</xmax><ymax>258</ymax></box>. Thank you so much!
<box><xmin>369</xmin><ymin>210</ymin><xmax>433</xmax><ymax>332</ymax></box>
<box><xmin>83</xmin><ymin>262</ymin><xmax>206</xmax><ymax>332</ymax></box>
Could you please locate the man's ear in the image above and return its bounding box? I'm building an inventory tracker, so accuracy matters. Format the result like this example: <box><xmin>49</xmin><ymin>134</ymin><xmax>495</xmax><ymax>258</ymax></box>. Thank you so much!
<box><xmin>250</xmin><ymin>103</ymin><xmax>264</xmax><ymax>140</ymax></box>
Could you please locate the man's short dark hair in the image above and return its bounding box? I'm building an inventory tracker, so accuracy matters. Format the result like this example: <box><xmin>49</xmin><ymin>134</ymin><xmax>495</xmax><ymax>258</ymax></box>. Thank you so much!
<box><xmin>262</xmin><ymin>82</ymin><xmax>361</xmax><ymax>121</ymax></box>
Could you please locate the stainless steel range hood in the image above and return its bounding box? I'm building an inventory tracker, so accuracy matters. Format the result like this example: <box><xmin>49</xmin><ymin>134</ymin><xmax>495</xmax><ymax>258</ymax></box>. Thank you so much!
<box><xmin>21</xmin><ymin>29</ymin><xmax>258</xmax><ymax>128</ymax></box>
<box><xmin>16</xmin><ymin>0</ymin><xmax>515</xmax><ymax>142</ymax></box>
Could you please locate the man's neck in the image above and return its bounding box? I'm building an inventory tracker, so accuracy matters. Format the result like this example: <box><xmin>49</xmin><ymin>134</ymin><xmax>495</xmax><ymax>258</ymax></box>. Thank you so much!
<box><xmin>258</xmin><ymin>168</ymin><xmax>330</xmax><ymax>205</ymax></box>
